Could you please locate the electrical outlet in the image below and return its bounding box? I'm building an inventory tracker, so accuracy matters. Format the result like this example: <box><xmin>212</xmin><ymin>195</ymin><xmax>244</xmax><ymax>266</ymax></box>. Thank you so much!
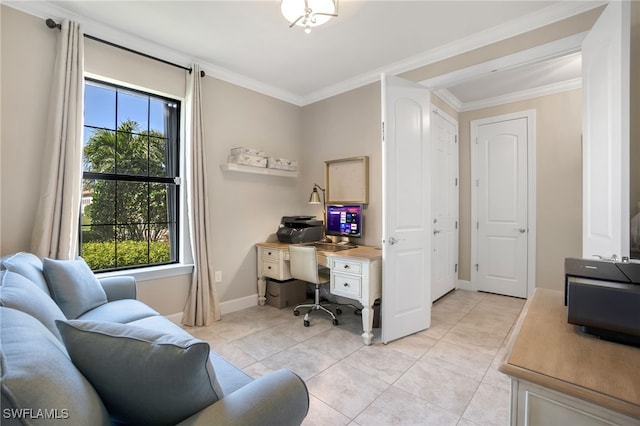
<box><xmin>214</xmin><ymin>271</ymin><xmax>222</xmax><ymax>283</ymax></box>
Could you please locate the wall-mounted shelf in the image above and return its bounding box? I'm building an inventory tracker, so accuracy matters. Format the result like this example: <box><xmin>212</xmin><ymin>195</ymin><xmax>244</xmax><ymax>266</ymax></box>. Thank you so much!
<box><xmin>220</xmin><ymin>163</ymin><xmax>298</xmax><ymax>178</ymax></box>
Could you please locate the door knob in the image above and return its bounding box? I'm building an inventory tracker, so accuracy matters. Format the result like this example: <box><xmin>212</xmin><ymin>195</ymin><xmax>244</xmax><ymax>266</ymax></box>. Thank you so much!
<box><xmin>388</xmin><ymin>237</ymin><xmax>398</xmax><ymax>245</ymax></box>
<box><xmin>514</xmin><ymin>228</ymin><xmax>526</xmax><ymax>233</ymax></box>
<box><xmin>433</xmin><ymin>229</ymin><xmax>442</xmax><ymax>235</ymax></box>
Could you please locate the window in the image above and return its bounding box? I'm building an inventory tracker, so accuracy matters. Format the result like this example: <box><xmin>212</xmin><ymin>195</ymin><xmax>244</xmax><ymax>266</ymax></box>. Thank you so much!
<box><xmin>80</xmin><ymin>79</ymin><xmax>180</xmax><ymax>272</ymax></box>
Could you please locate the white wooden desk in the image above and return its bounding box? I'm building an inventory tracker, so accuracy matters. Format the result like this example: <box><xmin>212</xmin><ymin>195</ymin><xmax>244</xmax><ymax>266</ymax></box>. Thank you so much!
<box><xmin>255</xmin><ymin>242</ymin><xmax>382</xmax><ymax>345</ymax></box>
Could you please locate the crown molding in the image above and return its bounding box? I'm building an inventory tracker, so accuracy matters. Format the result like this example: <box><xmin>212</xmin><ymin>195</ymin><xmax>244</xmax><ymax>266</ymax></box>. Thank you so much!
<box><xmin>458</xmin><ymin>77</ymin><xmax>582</xmax><ymax>112</ymax></box>
<box><xmin>300</xmin><ymin>1</ymin><xmax>604</xmax><ymax>105</ymax></box>
<box><xmin>3</xmin><ymin>0</ymin><xmax>306</xmax><ymax>106</ymax></box>
<box><xmin>4</xmin><ymin>0</ymin><xmax>604</xmax><ymax>107</ymax></box>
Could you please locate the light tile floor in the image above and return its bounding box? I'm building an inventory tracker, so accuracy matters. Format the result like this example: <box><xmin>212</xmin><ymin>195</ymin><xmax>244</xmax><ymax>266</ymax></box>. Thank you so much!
<box><xmin>185</xmin><ymin>289</ymin><xmax>525</xmax><ymax>426</ymax></box>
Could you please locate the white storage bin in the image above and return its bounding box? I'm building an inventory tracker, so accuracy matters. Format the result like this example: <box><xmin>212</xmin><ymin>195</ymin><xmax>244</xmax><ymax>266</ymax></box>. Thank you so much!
<box><xmin>230</xmin><ymin>147</ymin><xmax>266</xmax><ymax>156</ymax></box>
<box><xmin>267</xmin><ymin>157</ymin><xmax>297</xmax><ymax>171</ymax></box>
<box><xmin>228</xmin><ymin>154</ymin><xmax>267</xmax><ymax>167</ymax></box>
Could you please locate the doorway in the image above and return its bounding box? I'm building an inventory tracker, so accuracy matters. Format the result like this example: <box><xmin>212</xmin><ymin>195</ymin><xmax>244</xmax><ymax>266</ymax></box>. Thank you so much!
<box><xmin>470</xmin><ymin>110</ymin><xmax>536</xmax><ymax>298</ymax></box>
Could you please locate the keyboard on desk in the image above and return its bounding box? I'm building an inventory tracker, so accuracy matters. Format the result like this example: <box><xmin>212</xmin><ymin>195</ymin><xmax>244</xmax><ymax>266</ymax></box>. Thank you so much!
<box><xmin>309</xmin><ymin>242</ymin><xmax>356</xmax><ymax>252</ymax></box>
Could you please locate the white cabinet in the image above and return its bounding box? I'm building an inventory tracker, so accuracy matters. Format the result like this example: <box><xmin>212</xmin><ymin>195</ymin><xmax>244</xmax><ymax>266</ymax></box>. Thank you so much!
<box><xmin>509</xmin><ymin>379</ymin><xmax>639</xmax><ymax>426</ymax></box>
<box><xmin>329</xmin><ymin>255</ymin><xmax>381</xmax><ymax>345</ymax></box>
<box><xmin>256</xmin><ymin>246</ymin><xmax>291</xmax><ymax>305</ymax></box>
<box><xmin>330</xmin><ymin>258</ymin><xmax>363</xmax><ymax>299</ymax></box>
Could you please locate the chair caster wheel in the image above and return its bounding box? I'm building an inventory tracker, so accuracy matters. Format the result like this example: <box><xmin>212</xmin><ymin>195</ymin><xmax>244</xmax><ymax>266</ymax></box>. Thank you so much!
<box><xmin>336</xmin><ymin>308</ymin><xmax>342</xmax><ymax>315</ymax></box>
<box><xmin>293</xmin><ymin>310</ymin><xmax>300</xmax><ymax>316</ymax></box>
<box><xmin>303</xmin><ymin>320</ymin><xmax>310</xmax><ymax>327</ymax></box>
<box><xmin>332</xmin><ymin>319</ymin><xmax>339</xmax><ymax>326</ymax></box>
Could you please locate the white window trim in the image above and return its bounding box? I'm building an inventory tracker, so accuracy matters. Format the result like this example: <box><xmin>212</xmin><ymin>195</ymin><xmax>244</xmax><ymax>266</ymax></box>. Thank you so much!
<box><xmin>96</xmin><ymin>263</ymin><xmax>193</xmax><ymax>282</ymax></box>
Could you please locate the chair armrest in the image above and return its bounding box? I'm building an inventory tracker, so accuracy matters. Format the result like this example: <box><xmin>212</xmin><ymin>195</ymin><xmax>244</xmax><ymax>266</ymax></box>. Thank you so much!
<box><xmin>98</xmin><ymin>276</ymin><xmax>137</xmax><ymax>301</ymax></box>
<box><xmin>176</xmin><ymin>369</ymin><xmax>309</xmax><ymax>426</ymax></box>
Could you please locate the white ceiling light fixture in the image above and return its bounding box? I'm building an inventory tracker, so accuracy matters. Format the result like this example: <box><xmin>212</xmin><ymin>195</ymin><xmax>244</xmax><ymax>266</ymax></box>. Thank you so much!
<box><xmin>281</xmin><ymin>0</ymin><xmax>338</xmax><ymax>34</ymax></box>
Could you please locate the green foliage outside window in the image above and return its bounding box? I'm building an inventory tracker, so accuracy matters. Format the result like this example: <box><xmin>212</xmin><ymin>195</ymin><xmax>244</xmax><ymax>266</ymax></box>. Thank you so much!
<box><xmin>81</xmin><ymin>119</ymin><xmax>176</xmax><ymax>271</ymax></box>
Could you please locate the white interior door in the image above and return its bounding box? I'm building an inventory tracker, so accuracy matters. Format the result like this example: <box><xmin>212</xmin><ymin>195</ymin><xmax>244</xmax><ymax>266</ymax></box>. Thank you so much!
<box><xmin>381</xmin><ymin>74</ymin><xmax>431</xmax><ymax>344</ymax></box>
<box><xmin>582</xmin><ymin>0</ymin><xmax>630</xmax><ymax>260</ymax></box>
<box><xmin>431</xmin><ymin>109</ymin><xmax>458</xmax><ymax>301</ymax></box>
<box><xmin>473</xmin><ymin>114</ymin><xmax>529</xmax><ymax>298</ymax></box>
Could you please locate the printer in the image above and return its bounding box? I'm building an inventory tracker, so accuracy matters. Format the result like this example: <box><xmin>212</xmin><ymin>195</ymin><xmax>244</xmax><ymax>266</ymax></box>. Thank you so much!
<box><xmin>564</xmin><ymin>257</ymin><xmax>640</xmax><ymax>347</ymax></box>
<box><xmin>276</xmin><ymin>216</ymin><xmax>323</xmax><ymax>244</ymax></box>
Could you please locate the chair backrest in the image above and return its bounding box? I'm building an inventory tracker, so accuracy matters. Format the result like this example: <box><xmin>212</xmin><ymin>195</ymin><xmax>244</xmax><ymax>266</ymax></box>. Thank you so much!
<box><xmin>289</xmin><ymin>245</ymin><xmax>321</xmax><ymax>284</ymax></box>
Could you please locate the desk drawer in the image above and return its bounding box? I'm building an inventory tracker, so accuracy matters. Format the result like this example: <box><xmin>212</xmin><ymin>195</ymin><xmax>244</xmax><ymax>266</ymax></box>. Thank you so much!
<box><xmin>262</xmin><ymin>261</ymin><xmax>282</xmax><ymax>280</ymax></box>
<box><xmin>260</xmin><ymin>248</ymin><xmax>283</xmax><ymax>261</ymax></box>
<box><xmin>331</xmin><ymin>259</ymin><xmax>362</xmax><ymax>275</ymax></box>
<box><xmin>331</xmin><ymin>273</ymin><xmax>362</xmax><ymax>299</ymax></box>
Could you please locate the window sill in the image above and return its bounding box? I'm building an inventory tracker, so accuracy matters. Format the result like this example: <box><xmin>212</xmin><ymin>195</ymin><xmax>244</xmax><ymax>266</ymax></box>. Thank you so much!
<box><xmin>96</xmin><ymin>263</ymin><xmax>193</xmax><ymax>282</ymax></box>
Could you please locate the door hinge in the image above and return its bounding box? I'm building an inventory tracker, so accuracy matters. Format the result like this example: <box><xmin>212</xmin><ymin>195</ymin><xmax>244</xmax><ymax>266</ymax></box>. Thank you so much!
<box><xmin>476</xmin><ymin>221</ymin><xmax>479</xmax><ymax>230</ymax></box>
<box><xmin>454</xmin><ymin>177</ymin><xmax>458</xmax><ymax>186</ymax></box>
<box><xmin>455</xmin><ymin>221</ymin><xmax>458</xmax><ymax>230</ymax></box>
<box><xmin>475</xmin><ymin>264</ymin><xmax>479</xmax><ymax>271</ymax></box>
<box><xmin>455</xmin><ymin>135</ymin><xmax>458</xmax><ymax>144</ymax></box>
<box><xmin>382</xmin><ymin>122</ymin><xmax>385</xmax><ymax>142</ymax></box>
<box><xmin>476</xmin><ymin>179</ymin><xmax>479</xmax><ymax>187</ymax></box>
<box><xmin>455</xmin><ymin>263</ymin><xmax>458</xmax><ymax>273</ymax></box>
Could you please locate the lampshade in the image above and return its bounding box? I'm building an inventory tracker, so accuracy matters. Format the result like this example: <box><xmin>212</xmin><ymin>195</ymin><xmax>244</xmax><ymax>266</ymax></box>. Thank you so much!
<box><xmin>309</xmin><ymin>187</ymin><xmax>322</xmax><ymax>204</ymax></box>
<box><xmin>281</xmin><ymin>0</ymin><xmax>338</xmax><ymax>33</ymax></box>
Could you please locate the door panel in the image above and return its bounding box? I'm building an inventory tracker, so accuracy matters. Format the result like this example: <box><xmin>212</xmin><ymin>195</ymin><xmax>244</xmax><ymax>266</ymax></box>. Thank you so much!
<box><xmin>381</xmin><ymin>74</ymin><xmax>431</xmax><ymax>344</ymax></box>
<box><xmin>477</xmin><ymin>117</ymin><xmax>528</xmax><ymax>298</ymax></box>
<box><xmin>582</xmin><ymin>0</ymin><xmax>630</xmax><ymax>259</ymax></box>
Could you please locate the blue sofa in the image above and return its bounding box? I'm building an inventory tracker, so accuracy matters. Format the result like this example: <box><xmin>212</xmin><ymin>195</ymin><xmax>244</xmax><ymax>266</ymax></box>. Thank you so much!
<box><xmin>0</xmin><ymin>252</ymin><xmax>309</xmax><ymax>425</ymax></box>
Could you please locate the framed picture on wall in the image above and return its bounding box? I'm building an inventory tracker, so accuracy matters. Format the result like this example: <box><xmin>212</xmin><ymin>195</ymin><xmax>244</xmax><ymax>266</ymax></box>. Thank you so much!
<box><xmin>325</xmin><ymin>156</ymin><xmax>369</xmax><ymax>204</ymax></box>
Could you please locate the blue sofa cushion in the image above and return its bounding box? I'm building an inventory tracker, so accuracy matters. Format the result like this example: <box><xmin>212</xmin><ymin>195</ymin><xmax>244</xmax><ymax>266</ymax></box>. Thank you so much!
<box><xmin>0</xmin><ymin>307</ymin><xmax>110</xmax><ymax>426</ymax></box>
<box><xmin>56</xmin><ymin>320</ymin><xmax>222</xmax><ymax>426</ymax></box>
<box><xmin>43</xmin><ymin>257</ymin><xmax>107</xmax><ymax>319</ymax></box>
<box><xmin>0</xmin><ymin>271</ymin><xmax>66</xmax><ymax>342</ymax></box>
<box><xmin>1</xmin><ymin>252</ymin><xmax>51</xmax><ymax>296</ymax></box>
<box><xmin>78</xmin><ymin>298</ymin><xmax>160</xmax><ymax>323</ymax></box>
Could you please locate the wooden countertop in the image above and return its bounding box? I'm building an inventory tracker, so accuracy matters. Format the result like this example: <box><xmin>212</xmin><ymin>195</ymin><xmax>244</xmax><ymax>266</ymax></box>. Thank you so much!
<box><xmin>499</xmin><ymin>288</ymin><xmax>640</xmax><ymax>419</ymax></box>
<box><xmin>256</xmin><ymin>241</ymin><xmax>382</xmax><ymax>261</ymax></box>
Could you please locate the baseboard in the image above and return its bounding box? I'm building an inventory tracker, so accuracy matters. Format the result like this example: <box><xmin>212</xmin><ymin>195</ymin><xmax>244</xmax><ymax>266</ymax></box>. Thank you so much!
<box><xmin>165</xmin><ymin>312</ymin><xmax>183</xmax><ymax>325</ymax></box>
<box><xmin>219</xmin><ymin>293</ymin><xmax>259</xmax><ymax>315</ymax></box>
<box><xmin>164</xmin><ymin>294</ymin><xmax>258</xmax><ymax>325</ymax></box>
<box><xmin>457</xmin><ymin>279</ymin><xmax>474</xmax><ymax>291</ymax></box>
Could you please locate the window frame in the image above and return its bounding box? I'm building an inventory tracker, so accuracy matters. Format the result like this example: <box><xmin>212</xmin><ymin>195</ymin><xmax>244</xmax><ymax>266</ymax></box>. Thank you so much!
<box><xmin>80</xmin><ymin>77</ymin><xmax>182</xmax><ymax>273</ymax></box>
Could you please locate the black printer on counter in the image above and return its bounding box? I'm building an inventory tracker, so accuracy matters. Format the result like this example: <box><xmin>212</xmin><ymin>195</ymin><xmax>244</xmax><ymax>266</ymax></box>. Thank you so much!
<box><xmin>564</xmin><ymin>257</ymin><xmax>640</xmax><ymax>347</ymax></box>
<box><xmin>276</xmin><ymin>216</ymin><xmax>323</xmax><ymax>244</ymax></box>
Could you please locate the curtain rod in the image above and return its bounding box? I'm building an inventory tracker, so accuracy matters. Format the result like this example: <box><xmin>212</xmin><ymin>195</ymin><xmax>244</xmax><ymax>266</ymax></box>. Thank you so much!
<box><xmin>45</xmin><ymin>18</ymin><xmax>205</xmax><ymax>77</ymax></box>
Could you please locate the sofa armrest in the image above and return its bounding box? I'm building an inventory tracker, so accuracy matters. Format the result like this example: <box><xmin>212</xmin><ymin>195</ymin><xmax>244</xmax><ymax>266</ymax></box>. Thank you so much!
<box><xmin>98</xmin><ymin>276</ymin><xmax>137</xmax><ymax>301</ymax></box>
<box><xmin>176</xmin><ymin>369</ymin><xmax>309</xmax><ymax>426</ymax></box>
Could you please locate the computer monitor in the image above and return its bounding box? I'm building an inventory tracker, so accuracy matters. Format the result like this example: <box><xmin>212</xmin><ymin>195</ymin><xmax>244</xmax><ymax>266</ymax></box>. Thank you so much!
<box><xmin>325</xmin><ymin>204</ymin><xmax>363</xmax><ymax>238</ymax></box>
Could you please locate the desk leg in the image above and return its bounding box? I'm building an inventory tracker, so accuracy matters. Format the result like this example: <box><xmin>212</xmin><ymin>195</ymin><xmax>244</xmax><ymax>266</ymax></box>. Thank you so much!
<box><xmin>257</xmin><ymin>277</ymin><xmax>266</xmax><ymax>306</ymax></box>
<box><xmin>361</xmin><ymin>304</ymin><xmax>374</xmax><ymax>345</ymax></box>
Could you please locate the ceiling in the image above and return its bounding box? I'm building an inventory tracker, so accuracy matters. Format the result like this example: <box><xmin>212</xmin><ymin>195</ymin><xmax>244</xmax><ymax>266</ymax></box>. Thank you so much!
<box><xmin>9</xmin><ymin>1</ymin><xmax>603</xmax><ymax>106</ymax></box>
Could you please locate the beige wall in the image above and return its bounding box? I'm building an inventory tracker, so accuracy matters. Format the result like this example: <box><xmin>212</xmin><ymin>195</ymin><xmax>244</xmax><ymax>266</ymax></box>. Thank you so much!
<box><xmin>300</xmin><ymin>83</ymin><xmax>382</xmax><ymax>247</ymax></box>
<box><xmin>458</xmin><ymin>90</ymin><xmax>583</xmax><ymax>290</ymax></box>
<box><xmin>1</xmin><ymin>6</ymin><xmax>303</xmax><ymax>315</ymax></box>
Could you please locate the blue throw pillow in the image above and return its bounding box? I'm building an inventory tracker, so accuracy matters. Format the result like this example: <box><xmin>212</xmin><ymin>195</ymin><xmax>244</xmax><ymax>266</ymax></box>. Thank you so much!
<box><xmin>43</xmin><ymin>257</ymin><xmax>107</xmax><ymax>319</ymax></box>
<box><xmin>0</xmin><ymin>270</ymin><xmax>66</xmax><ymax>342</ymax></box>
<box><xmin>56</xmin><ymin>320</ymin><xmax>222</xmax><ymax>425</ymax></box>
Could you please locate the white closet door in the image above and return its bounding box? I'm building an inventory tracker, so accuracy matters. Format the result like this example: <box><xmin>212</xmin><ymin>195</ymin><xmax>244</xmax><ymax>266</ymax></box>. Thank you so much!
<box><xmin>582</xmin><ymin>0</ymin><xmax>630</xmax><ymax>260</ymax></box>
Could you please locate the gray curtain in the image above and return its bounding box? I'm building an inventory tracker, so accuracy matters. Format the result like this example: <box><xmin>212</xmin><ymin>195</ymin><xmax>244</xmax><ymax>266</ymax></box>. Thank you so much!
<box><xmin>182</xmin><ymin>64</ymin><xmax>220</xmax><ymax>326</ymax></box>
<box><xmin>31</xmin><ymin>20</ymin><xmax>84</xmax><ymax>260</ymax></box>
